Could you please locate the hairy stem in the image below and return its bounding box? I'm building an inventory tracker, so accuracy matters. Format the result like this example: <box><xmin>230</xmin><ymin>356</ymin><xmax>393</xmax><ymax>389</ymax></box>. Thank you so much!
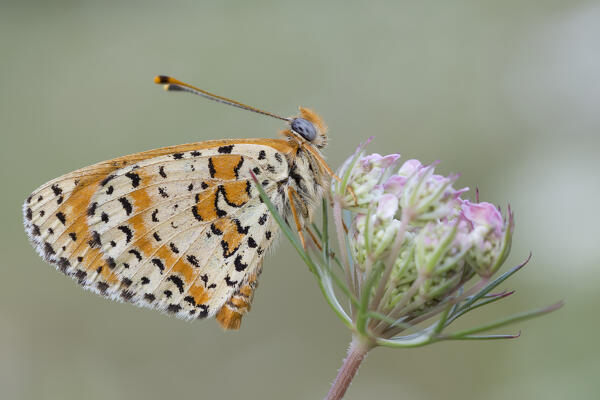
<box><xmin>325</xmin><ymin>336</ymin><xmax>374</xmax><ymax>400</ymax></box>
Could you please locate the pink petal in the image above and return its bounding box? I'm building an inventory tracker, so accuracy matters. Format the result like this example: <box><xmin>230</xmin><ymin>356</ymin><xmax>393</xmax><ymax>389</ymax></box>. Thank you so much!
<box><xmin>383</xmin><ymin>175</ymin><xmax>407</xmax><ymax>196</ymax></box>
<box><xmin>377</xmin><ymin>194</ymin><xmax>399</xmax><ymax>220</ymax></box>
<box><xmin>461</xmin><ymin>200</ymin><xmax>503</xmax><ymax>234</ymax></box>
<box><xmin>398</xmin><ymin>159</ymin><xmax>423</xmax><ymax>176</ymax></box>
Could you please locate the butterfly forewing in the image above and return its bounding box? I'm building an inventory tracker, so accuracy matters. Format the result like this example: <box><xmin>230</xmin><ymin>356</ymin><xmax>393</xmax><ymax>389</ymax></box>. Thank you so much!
<box><xmin>23</xmin><ymin>139</ymin><xmax>295</xmax><ymax>328</ymax></box>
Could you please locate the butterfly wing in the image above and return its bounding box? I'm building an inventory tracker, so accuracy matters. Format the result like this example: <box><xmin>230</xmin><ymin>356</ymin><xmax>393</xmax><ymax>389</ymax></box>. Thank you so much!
<box><xmin>23</xmin><ymin>139</ymin><xmax>296</xmax><ymax>329</ymax></box>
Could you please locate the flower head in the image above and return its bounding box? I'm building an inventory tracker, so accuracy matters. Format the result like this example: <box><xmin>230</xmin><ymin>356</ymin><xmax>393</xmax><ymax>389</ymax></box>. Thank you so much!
<box><xmin>262</xmin><ymin>139</ymin><xmax>561</xmax><ymax>358</ymax></box>
<box><xmin>324</xmin><ymin>142</ymin><xmax>555</xmax><ymax>345</ymax></box>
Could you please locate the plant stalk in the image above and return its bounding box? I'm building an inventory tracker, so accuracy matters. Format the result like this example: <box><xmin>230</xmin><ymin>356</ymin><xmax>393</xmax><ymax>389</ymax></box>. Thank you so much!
<box><xmin>325</xmin><ymin>336</ymin><xmax>373</xmax><ymax>400</ymax></box>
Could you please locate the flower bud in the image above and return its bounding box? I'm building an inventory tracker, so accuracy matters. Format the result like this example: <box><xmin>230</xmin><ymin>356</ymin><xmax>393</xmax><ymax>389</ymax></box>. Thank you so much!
<box><xmin>396</xmin><ymin>160</ymin><xmax>466</xmax><ymax>223</ymax></box>
<box><xmin>336</xmin><ymin>149</ymin><xmax>401</xmax><ymax>210</ymax></box>
<box><xmin>461</xmin><ymin>200</ymin><xmax>514</xmax><ymax>278</ymax></box>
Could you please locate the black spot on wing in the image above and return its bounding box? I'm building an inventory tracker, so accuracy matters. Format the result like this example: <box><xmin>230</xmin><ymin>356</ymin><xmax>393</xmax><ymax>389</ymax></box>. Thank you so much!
<box><xmin>101</xmin><ymin>174</ymin><xmax>116</xmax><ymax>186</ymax></box>
<box><xmin>153</xmin><ymin>232</ymin><xmax>161</xmax><ymax>242</ymax></box>
<box><xmin>151</xmin><ymin>258</ymin><xmax>165</xmax><ymax>273</ymax></box>
<box><xmin>169</xmin><ymin>242</ymin><xmax>179</xmax><ymax>254</ymax></box>
<box><xmin>101</xmin><ymin>212</ymin><xmax>109</xmax><ymax>223</ymax></box>
<box><xmin>88</xmin><ymin>231</ymin><xmax>101</xmax><ymax>248</ymax></box>
<box><xmin>25</xmin><ymin>208</ymin><xmax>32</xmax><ymax>220</ymax></box>
<box><xmin>97</xmin><ymin>282</ymin><xmax>109</xmax><ymax>294</ymax></box>
<box><xmin>159</xmin><ymin>165</ymin><xmax>167</xmax><ymax>178</ymax></box>
<box><xmin>233</xmin><ymin>157</ymin><xmax>244</xmax><ymax>178</ymax></box>
<box><xmin>121</xmin><ymin>290</ymin><xmax>134</xmax><ymax>301</ymax></box>
<box><xmin>106</xmin><ymin>257</ymin><xmax>116</xmax><ymax>269</ymax></box>
<box><xmin>68</xmin><ymin>232</ymin><xmax>77</xmax><ymax>241</ymax></box>
<box><xmin>225</xmin><ymin>275</ymin><xmax>238</xmax><ymax>287</ymax></box>
<box><xmin>118</xmin><ymin>225</ymin><xmax>133</xmax><ymax>243</ymax></box>
<box><xmin>184</xmin><ymin>296</ymin><xmax>196</xmax><ymax>305</ymax></box>
<box><xmin>221</xmin><ymin>240</ymin><xmax>238</xmax><ymax>258</ymax></box>
<box><xmin>87</xmin><ymin>202</ymin><xmax>98</xmax><ymax>216</ymax></box>
<box><xmin>214</xmin><ymin>187</ymin><xmax>228</xmax><ymax>217</ymax></box>
<box><xmin>56</xmin><ymin>212</ymin><xmax>66</xmax><ymax>225</ymax></box>
<box><xmin>51</xmin><ymin>184</ymin><xmax>62</xmax><ymax>196</ymax></box>
<box><xmin>128</xmin><ymin>249</ymin><xmax>142</xmax><ymax>261</ymax></box>
<box><xmin>144</xmin><ymin>293</ymin><xmax>155</xmax><ymax>302</ymax></box>
<box><xmin>234</xmin><ymin>255</ymin><xmax>248</xmax><ymax>271</ymax></box>
<box><xmin>258</xmin><ymin>213</ymin><xmax>268</xmax><ymax>225</ymax></box>
<box><xmin>274</xmin><ymin>153</ymin><xmax>283</xmax><ymax>163</ymax></box>
<box><xmin>75</xmin><ymin>269</ymin><xmax>87</xmax><ymax>283</ymax></box>
<box><xmin>151</xmin><ymin>209</ymin><xmax>159</xmax><ymax>222</ymax></box>
<box><xmin>167</xmin><ymin>304</ymin><xmax>181</xmax><ymax>313</ymax></box>
<box><xmin>125</xmin><ymin>171</ymin><xmax>141</xmax><ymax>187</ymax></box>
<box><xmin>232</xmin><ymin>219</ymin><xmax>249</xmax><ymax>234</ymax></box>
<box><xmin>167</xmin><ymin>275</ymin><xmax>185</xmax><ymax>293</ymax></box>
<box><xmin>210</xmin><ymin>223</ymin><xmax>223</xmax><ymax>235</ymax></box>
<box><xmin>258</xmin><ymin>150</ymin><xmax>266</xmax><ymax>160</ymax></box>
<box><xmin>248</xmin><ymin>236</ymin><xmax>257</xmax><ymax>248</ymax></box>
<box><xmin>208</xmin><ymin>158</ymin><xmax>216</xmax><ymax>178</ymax></box>
<box><xmin>191</xmin><ymin>150</ymin><xmax>201</xmax><ymax>157</ymax></box>
<box><xmin>186</xmin><ymin>255</ymin><xmax>200</xmax><ymax>267</ymax></box>
<box><xmin>57</xmin><ymin>257</ymin><xmax>70</xmax><ymax>273</ymax></box>
<box><xmin>245</xmin><ymin>181</ymin><xmax>252</xmax><ymax>197</ymax></box>
<box><xmin>106</xmin><ymin>186</ymin><xmax>114</xmax><ymax>195</ymax></box>
<box><xmin>192</xmin><ymin>205</ymin><xmax>203</xmax><ymax>221</ymax></box>
<box><xmin>118</xmin><ymin>197</ymin><xmax>133</xmax><ymax>215</ymax></box>
<box><xmin>218</xmin><ymin>145</ymin><xmax>234</xmax><ymax>154</ymax></box>
<box><xmin>158</xmin><ymin>187</ymin><xmax>169</xmax><ymax>198</ymax></box>
<box><xmin>173</xmin><ymin>153</ymin><xmax>184</xmax><ymax>159</ymax></box>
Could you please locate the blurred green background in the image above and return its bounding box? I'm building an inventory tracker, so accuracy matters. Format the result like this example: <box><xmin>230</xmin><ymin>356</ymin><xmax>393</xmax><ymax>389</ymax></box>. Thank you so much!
<box><xmin>1</xmin><ymin>1</ymin><xmax>598</xmax><ymax>399</ymax></box>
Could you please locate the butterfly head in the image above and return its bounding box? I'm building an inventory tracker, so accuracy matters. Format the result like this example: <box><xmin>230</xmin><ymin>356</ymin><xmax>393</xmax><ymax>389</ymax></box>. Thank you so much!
<box><xmin>288</xmin><ymin>107</ymin><xmax>328</xmax><ymax>149</ymax></box>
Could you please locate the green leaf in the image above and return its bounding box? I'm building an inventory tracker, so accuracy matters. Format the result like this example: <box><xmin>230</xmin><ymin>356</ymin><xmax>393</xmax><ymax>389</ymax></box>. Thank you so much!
<box><xmin>444</xmin><ymin>301</ymin><xmax>564</xmax><ymax>339</ymax></box>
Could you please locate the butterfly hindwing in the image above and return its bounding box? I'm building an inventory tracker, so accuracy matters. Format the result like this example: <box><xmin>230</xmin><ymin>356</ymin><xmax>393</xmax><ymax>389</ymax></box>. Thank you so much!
<box><xmin>23</xmin><ymin>140</ymin><xmax>294</xmax><ymax>328</ymax></box>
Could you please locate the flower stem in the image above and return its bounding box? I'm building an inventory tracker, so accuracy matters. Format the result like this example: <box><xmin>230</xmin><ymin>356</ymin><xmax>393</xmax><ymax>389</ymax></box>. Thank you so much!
<box><xmin>325</xmin><ymin>336</ymin><xmax>373</xmax><ymax>400</ymax></box>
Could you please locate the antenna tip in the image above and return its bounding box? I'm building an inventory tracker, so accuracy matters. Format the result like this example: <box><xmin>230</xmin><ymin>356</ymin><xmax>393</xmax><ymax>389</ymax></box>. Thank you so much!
<box><xmin>154</xmin><ymin>75</ymin><xmax>171</xmax><ymax>84</ymax></box>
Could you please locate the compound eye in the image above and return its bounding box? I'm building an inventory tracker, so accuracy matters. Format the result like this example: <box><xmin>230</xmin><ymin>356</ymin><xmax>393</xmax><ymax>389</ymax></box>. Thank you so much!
<box><xmin>291</xmin><ymin>118</ymin><xmax>317</xmax><ymax>141</ymax></box>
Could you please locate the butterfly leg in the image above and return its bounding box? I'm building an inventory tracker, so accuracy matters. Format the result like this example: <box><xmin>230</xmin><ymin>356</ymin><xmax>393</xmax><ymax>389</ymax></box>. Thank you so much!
<box><xmin>305</xmin><ymin>226</ymin><xmax>323</xmax><ymax>251</ymax></box>
<box><xmin>287</xmin><ymin>186</ymin><xmax>307</xmax><ymax>249</ymax></box>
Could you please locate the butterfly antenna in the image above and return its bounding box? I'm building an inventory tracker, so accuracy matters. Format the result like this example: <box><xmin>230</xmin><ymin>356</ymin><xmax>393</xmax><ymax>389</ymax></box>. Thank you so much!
<box><xmin>154</xmin><ymin>75</ymin><xmax>291</xmax><ymax>122</ymax></box>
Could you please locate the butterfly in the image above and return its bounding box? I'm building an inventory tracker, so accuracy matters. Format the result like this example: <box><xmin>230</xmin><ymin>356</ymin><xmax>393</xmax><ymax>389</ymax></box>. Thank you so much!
<box><xmin>22</xmin><ymin>75</ymin><xmax>335</xmax><ymax>330</ymax></box>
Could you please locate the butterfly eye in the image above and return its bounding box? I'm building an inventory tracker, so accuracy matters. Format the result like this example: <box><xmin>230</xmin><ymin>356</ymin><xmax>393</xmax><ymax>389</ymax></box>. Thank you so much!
<box><xmin>291</xmin><ymin>118</ymin><xmax>317</xmax><ymax>141</ymax></box>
